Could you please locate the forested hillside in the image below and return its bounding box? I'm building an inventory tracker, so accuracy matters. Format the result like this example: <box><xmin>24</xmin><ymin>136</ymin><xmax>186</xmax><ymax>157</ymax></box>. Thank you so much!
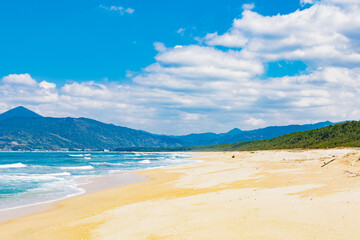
<box><xmin>116</xmin><ymin>121</ymin><xmax>360</xmax><ymax>152</ymax></box>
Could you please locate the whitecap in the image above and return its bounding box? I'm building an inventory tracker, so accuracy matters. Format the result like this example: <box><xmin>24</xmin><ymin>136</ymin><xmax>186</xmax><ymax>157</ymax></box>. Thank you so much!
<box><xmin>139</xmin><ymin>160</ymin><xmax>151</xmax><ymax>164</ymax></box>
<box><xmin>0</xmin><ymin>163</ymin><xmax>27</xmax><ymax>169</ymax></box>
<box><xmin>68</xmin><ymin>154</ymin><xmax>84</xmax><ymax>157</ymax></box>
<box><xmin>91</xmin><ymin>162</ymin><xmax>123</xmax><ymax>166</ymax></box>
<box><xmin>48</xmin><ymin>172</ymin><xmax>72</xmax><ymax>176</ymax></box>
<box><xmin>90</xmin><ymin>162</ymin><xmax>107</xmax><ymax>165</ymax></box>
<box><xmin>59</xmin><ymin>166</ymin><xmax>94</xmax><ymax>170</ymax></box>
<box><xmin>0</xmin><ymin>174</ymin><xmax>58</xmax><ymax>181</ymax></box>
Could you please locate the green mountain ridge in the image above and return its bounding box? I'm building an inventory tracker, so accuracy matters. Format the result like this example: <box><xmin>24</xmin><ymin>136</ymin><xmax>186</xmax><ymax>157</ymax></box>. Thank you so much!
<box><xmin>172</xmin><ymin>121</ymin><xmax>334</xmax><ymax>146</ymax></box>
<box><xmin>0</xmin><ymin>106</ymin><xmax>43</xmax><ymax>120</ymax></box>
<box><xmin>0</xmin><ymin>106</ymin><xmax>341</xmax><ymax>151</ymax></box>
<box><xmin>223</xmin><ymin>121</ymin><xmax>360</xmax><ymax>151</ymax></box>
<box><xmin>0</xmin><ymin>116</ymin><xmax>182</xmax><ymax>151</ymax></box>
<box><xmin>139</xmin><ymin>121</ymin><xmax>360</xmax><ymax>152</ymax></box>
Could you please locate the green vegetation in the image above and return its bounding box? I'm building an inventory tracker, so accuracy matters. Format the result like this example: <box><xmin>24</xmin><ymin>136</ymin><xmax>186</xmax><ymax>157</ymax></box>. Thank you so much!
<box><xmin>0</xmin><ymin>106</ymin><xmax>355</xmax><ymax>152</ymax></box>
<box><xmin>174</xmin><ymin>121</ymin><xmax>334</xmax><ymax>146</ymax></box>
<box><xmin>115</xmin><ymin>121</ymin><xmax>360</xmax><ymax>152</ymax></box>
<box><xmin>0</xmin><ymin>117</ymin><xmax>182</xmax><ymax>151</ymax></box>
<box><xmin>225</xmin><ymin>120</ymin><xmax>360</xmax><ymax>150</ymax></box>
<box><xmin>0</xmin><ymin>106</ymin><xmax>337</xmax><ymax>151</ymax></box>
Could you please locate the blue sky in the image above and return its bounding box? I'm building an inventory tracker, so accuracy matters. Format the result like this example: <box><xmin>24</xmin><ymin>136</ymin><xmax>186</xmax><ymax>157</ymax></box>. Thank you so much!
<box><xmin>1</xmin><ymin>0</ymin><xmax>360</xmax><ymax>134</ymax></box>
<box><xmin>0</xmin><ymin>0</ymin><xmax>306</xmax><ymax>83</ymax></box>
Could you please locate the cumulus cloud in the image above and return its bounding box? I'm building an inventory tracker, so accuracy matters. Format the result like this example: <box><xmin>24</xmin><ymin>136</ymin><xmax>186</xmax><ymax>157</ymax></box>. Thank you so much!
<box><xmin>205</xmin><ymin>31</ymin><xmax>248</xmax><ymax>48</ymax></box>
<box><xmin>2</xmin><ymin>74</ymin><xmax>37</xmax><ymax>86</ymax></box>
<box><xmin>3</xmin><ymin>66</ymin><xmax>360</xmax><ymax>134</ymax></box>
<box><xmin>0</xmin><ymin>74</ymin><xmax>59</xmax><ymax>107</ymax></box>
<box><xmin>2</xmin><ymin>0</ymin><xmax>360</xmax><ymax>134</ymax></box>
<box><xmin>39</xmin><ymin>81</ymin><xmax>56</xmax><ymax>90</ymax></box>
<box><xmin>132</xmin><ymin>44</ymin><xmax>264</xmax><ymax>92</ymax></box>
<box><xmin>300</xmin><ymin>0</ymin><xmax>317</xmax><ymax>6</ymax></box>
<box><xmin>204</xmin><ymin>1</ymin><xmax>360</xmax><ymax>69</ymax></box>
<box><xmin>242</xmin><ymin>3</ymin><xmax>255</xmax><ymax>10</ymax></box>
<box><xmin>130</xmin><ymin>0</ymin><xmax>360</xmax><ymax>132</ymax></box>
<box><xmin>153</xmin><ymin>42</ymin><xmax>167</xmax><ymax>52</ymax></box>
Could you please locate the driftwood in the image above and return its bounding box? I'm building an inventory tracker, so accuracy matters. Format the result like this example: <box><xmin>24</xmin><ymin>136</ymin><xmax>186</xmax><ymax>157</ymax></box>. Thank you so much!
<box><xmin>321</xmin><ymin>159</ymin><xmax>335</xmax><ymax>167</ymax></box>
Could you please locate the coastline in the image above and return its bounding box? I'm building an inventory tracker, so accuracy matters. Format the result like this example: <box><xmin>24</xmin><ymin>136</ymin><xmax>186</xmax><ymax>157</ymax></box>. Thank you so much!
<box><xmin>2</xmin><ymin>149</ymin><xmax>360</xmax><ymax>239</ymax></box>
<box><xmin>0</xmin><ymin>172</ymin><xmax>148</xmax><ymax>223</ymax></box>
<box><xmin>0</xmin><ymin>151</ymin><xmax>194</xmax><ymax>222</ymax></box>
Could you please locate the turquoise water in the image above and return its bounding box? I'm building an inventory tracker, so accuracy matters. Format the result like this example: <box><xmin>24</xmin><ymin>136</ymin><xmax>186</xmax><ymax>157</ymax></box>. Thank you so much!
<box><xmin>0</xmin><ymin>152</ymin><xmax>191</xmax><ymax>211</ymax></box>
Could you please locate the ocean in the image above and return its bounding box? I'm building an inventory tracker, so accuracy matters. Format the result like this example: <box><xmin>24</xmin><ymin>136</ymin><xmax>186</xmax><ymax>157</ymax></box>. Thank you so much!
<box><xmin>0</xmin><ymin>152</ymin><xmax>191</xmax><ymax>211</ymax></box>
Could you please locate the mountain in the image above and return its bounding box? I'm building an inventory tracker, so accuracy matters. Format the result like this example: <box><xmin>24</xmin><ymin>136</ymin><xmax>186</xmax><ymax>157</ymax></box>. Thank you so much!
<box><xmin>0</xmin><ymin>106</ymin><xmax>338</xmax><ymax>151</ymax></box>
<box><xmin>223</xmin><ymin>128</ymin><xmax>242</xmax><ymax>135</ymax></box>
<box><xmin>0</xmin><ymin>106</ymin><xmax>43</xmax><ymax>120</ymax></box>
<box><xmin>182</xmin><ymin>121</ymin><xmax>360</xmax><ymax>151</ymax></box>
<box><xmin>173</xmin><ymin>121</ymin><xmax>335</xmax><ymax>146</ymax></box>
<box><xmin>119</xmin><ymin>121</ymin><xmax>360</xmax><ymax>152</ymax></box>
<box><xmin>0</xmin><ymin>108</ymin><xmax>181</xmax><ymax>151</ymax></box>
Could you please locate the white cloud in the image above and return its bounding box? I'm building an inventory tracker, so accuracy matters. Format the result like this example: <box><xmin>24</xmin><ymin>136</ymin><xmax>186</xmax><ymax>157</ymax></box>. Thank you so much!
<box><xmin>177</xmin><ymin>28</ymin><xmax>186</xmax><ymax>36</ymax></box>
<box><xmin>3</xmin><ymin>0</ymin><xmax>360</xmax><ymax>134</ymax></box>
<box><xmin>182</xmin><ymin>113</ymin><xmax>202</xmax><ymax>121</ymax></box>
<box><xmin>153</xmin><ymin>42</ymin><xmax>167</xmax><ymax>52</ymax></box>
<box><xmin>2</xmin><ymin>66</ymin><xmax>360</xmax><ymax>134</ymax></box>
<box><xmin>62</xmin><ymin>82</ymin><xmax>112</xmax><ymax>99</ymax></box>
<box><xmin>39</xmin><ymin>81</ymin><xmax>56</xmax><ymax>90</ymax></box>
<box><xmin>99</xmin><ymin>5</ymin><xmax>135</xmax><ymax>15</ymax></box>
<box><xmin>205</xmin><ymin>31</ymin><xmax>248</xmax><ymax>48</ymax></box>
<box><xmin>205</xmin><ymin>2</ymin><xmax>360</xmax><ymax>67</ymax></box>
<box><xmin>125</xmin><ymin>8</ymin><xmax>135</xmax><ymax>14</ymax></box>
<box><xmin>2</xmin><ymin>74</ymin><xmax>37</xmax><ymax>86</ymax></box>
<box><xmin>0</xmin><ymin>74</ymin><xmax>59</xmax><ymax>106</ymax></box>
<box><xmin>153</xmin><ymin>45</ymin><xmax>264</xmax><ymax>77</ymax></box>
<box><xmin>109</xmin><ymin>6</ymin><xmax>124</xmax><ymax>12</ymax></box>
<box><xmin>242</xmin><ymin>3</ymin><xmax>255</xmax><ymax>10</ymax></box>
<box><xmin>245</xmin><ymin>117</ymin><xmax>265</xmax><ymax>126</ymax></box>
<box><xmin>132</xmin><ymin>45</ymin><xmax>264</xmax><ymax>92</ymax></box>
<box><xmin>326</xmin><ymin>0</ymin><xmax>360</xmax><ymax>5</ymax></box>
<box><xmin>300</xmin><ymin>0</ymin><xmax>316</xmax><ymax>6</ymax></box>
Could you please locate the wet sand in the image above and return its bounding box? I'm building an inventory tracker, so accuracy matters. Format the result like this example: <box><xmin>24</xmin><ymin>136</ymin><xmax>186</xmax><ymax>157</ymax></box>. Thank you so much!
<box><xmin>0</xmin><ymin>172</ymin><xmax>147</xmax><ymax>223</ymax></box>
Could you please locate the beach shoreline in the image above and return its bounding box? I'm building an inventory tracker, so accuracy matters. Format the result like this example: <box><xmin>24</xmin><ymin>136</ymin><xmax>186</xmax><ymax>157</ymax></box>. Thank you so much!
<box><xmin>0</xmin><ymin>172</ymin><xmax>148</xmax><ymax>223</ymax></box>
<box><xmin>2</xmin><ymin>149</ymin><xmax>360</xmax><ymax>239</ymax></box>
<box><xmin>0</xmin><ymin>152</ymin><xmax>194</xmax><ymax>223</ymax></box>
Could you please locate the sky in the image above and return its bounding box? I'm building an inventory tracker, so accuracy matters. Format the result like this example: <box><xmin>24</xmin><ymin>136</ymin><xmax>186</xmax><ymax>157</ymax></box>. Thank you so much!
<box><xmin>1</xmin><ymin>0</ymin><xmax>360</xmax><ymax>135</ymax></box>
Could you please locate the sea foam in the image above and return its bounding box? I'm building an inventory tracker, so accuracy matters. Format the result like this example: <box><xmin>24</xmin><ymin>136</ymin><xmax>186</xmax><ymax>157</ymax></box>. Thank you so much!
<box><xmin>0</xmin><ymin>174</ymin><xmax>58</xmax><ymax>181</ymax></box>
<box><xmin>0</xmin><ymin>152</ymin><xmax>190</xmax><ymax>212</ymax></box>
<box><xmin>91</xmin><ymin>162</ymin><xmax>124</xmax><ymax>166</ymax></box>
<box><xmin>0</xmin><ymin>163</ymin><xmax>27</xmax><ymax>169</ymax></box>
<box><xmin>49</xmin><ymin>172</ymin><xmax>72</xmax><ymax>176</ymax></box>
<box><xmin>68</xmin><ymin>154</ymin><xmax>84</xmax><ymax>157</ymax></box>
<box><xmin>139</xmin><ymin>160</ymin><xmax>151</xmax><ymax>163</ymax></box>
<box><xmin>59</xmin><ymin>165</ymin><xmax>94</xmax><ymax>170</ymax></box>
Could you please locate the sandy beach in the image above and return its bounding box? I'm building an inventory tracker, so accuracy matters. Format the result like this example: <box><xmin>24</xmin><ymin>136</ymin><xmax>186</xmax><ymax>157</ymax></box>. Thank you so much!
<box><xmin>0</xmin><ymin>172</ymin><xmax>148</xmax><ymax>223</ymax></box>
<box><xmin>2</xmin><ymin>149</ymin><xmax>360</xmax><ymax>239</ymax></box>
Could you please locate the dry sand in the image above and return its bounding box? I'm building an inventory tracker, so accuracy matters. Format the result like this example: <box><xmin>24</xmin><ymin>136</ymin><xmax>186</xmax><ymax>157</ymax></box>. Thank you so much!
<box><xmin>2</xmin><ymin>149</ymin><xmax>360</xmax><ymax>239</ymax></box>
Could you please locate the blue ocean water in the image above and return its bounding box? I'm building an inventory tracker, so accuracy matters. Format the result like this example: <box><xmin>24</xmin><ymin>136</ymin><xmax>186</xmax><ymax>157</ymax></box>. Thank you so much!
<box><xmin>0</xmin><ymin>152</ymin><xmax>191</xmax><ymax>211</ymax></box>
